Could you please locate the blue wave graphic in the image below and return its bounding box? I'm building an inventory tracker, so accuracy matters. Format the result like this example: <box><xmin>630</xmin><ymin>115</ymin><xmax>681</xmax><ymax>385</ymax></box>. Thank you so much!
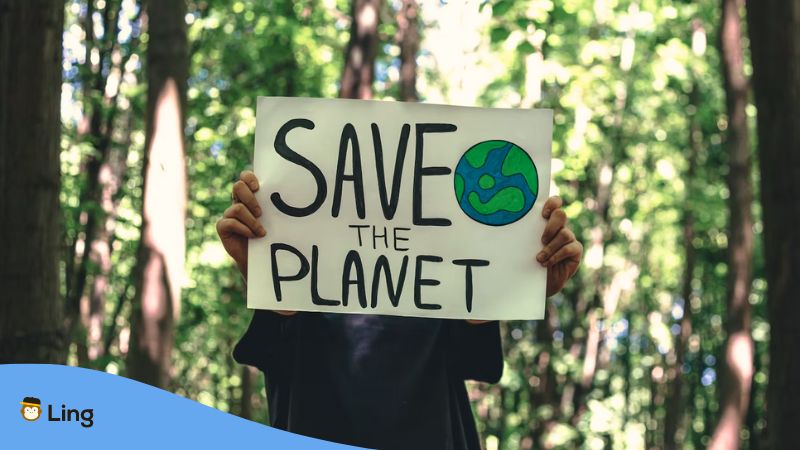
<box><xmin>0</xmin><ymin>364</ymin><xmax>366</xmax><ymax>449</ymax></box>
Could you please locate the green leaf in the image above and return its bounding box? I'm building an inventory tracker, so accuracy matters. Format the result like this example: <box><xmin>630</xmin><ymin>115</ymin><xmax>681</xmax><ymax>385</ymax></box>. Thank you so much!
<box><xmin>490</xmin><ymin>26</ymin><xmax>511</xmax><ymax>44</ymax></box>
<box><xmin>517</xmin><ymin>41</ymin><xmax>536</xmax><ymax>54</ymax></box>
<box><xmin>492</xmin><ymin>0</ymin><xmax>514</xmax><ymax>17</ymax></box>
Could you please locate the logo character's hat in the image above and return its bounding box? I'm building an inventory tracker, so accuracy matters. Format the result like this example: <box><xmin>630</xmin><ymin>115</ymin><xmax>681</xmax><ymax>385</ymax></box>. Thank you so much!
<box><xmin>20</xmin><ymin>397</ymin><xmax>41</xmax><ymax>407</ymax></box>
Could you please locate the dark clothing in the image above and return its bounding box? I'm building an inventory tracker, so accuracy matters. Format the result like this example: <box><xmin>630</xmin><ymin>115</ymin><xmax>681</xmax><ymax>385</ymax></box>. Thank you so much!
<box><xmin>233</xmin><ymin>311</ymin><xmax>503</xmax><ymax>450</ymax></box>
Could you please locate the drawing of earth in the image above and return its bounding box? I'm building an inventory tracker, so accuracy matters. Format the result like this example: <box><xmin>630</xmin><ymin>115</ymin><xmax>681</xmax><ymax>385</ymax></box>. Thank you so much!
<box><xmin>453</xmin><ymin>140</ymin><xmax>539</xmax><ymax>226</ymax></box>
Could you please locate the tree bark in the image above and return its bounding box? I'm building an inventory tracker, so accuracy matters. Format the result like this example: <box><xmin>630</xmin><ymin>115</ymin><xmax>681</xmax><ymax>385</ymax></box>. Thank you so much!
<box><xmin>71</xmin><ymin>0</ymin><xmax>136</xmax><ymax>365</ymax></box>
<box><xmin>0</xmin><ymin>0</ymin><xmax>66</xmax><ymax>363</ymax></box>
<box><xmin>395</xmin><ymin>0</ymin><xmax>418</xmax><ymax>102</ymax></box>
<box><xmin>340</xmin><ymin>0</ymin><xmax>381</xmax><ymax>99</ymax></box>
<box><xmin>664</xmin><ymin>80</ymin><xmax>701</xmax><ymax>450</ymax></box>
<box><xmin>709</xmin><ymin>2</ymin><xmax>756</xmax><ymax>449</ymax></box>
<box><xmin>66</xmin><ymin>0</ymin><xmax>121</xmax><ymax>340</ymax></box>
<box><xmin>126</xmin><ymin>0</ymin><xmax>187</xmax><ymax>388</ymax></box>
<box><xmin>746</xmin><ymin>1</ymin><xmax>800</xmax><ymax>448</ymax></box>
<box><xmin>239</xmin><ymin>365</ymin><xmax>255</xmax><ymax>420</ymax></box>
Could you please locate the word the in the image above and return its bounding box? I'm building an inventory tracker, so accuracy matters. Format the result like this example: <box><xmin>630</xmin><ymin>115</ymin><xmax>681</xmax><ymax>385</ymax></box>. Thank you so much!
<box><xmin>349</xmin><ymin>225</ymin><xmax>410</xmax><ymax>251</ymax></box>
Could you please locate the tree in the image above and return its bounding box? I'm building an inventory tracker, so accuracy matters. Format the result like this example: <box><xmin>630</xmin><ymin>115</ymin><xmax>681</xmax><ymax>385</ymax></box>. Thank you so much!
<box><xmin>0</xmin><ymin>0</ymin><xmax>66</xmax><ymax>363</ymax></box>
<box><xmin>709</xmin><ymin>1</ymin><xmax>755</xmax><ymax>448</ymax></box>
<box><xmin>664</xmin><ymin>73</ymin><xmax>701</xmax><ymax>450</ymax></box>
<box><xmin>126</xmin><ymin>0</ymin><xmax>188</xmax><ymax>388</ymax></box>
<box><xmin>341</xmin><ymin>0</ymin><xmax>382</xmax><ymax>99</ymax></box>
<box><xmin>64</xmin><ymin>0</ymin><xmax>141</xmax><ymax>365</ymax></box>
<box><xmin>746</xmin><ymin>0</ymin><xmax>800</xmax><ymax>447</ymax></box>
<box><xmin>396</xmin><ymin>0</ymin><xmax>419</xmax><ymax>102</ymax></box>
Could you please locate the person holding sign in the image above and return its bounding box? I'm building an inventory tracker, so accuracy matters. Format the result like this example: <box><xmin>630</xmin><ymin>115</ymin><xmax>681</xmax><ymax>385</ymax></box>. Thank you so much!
<box><xmin>218</xmin><ymin>169</ymin><xmax>582</xmax><ymax>449</ymax></box>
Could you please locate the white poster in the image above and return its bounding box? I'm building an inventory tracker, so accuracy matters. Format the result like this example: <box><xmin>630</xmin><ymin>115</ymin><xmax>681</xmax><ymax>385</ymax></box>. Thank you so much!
<box><xmin>247</xmin><ymin>97</ymin><xmax>552</xmax><ymax>320</ymax></box>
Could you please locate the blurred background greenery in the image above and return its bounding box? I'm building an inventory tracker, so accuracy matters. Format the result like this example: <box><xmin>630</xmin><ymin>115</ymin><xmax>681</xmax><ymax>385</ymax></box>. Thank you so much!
<box><xmin>4</xmin><ymin>0</ymin><xmax>795</xmax><ymax>448</ymax></box>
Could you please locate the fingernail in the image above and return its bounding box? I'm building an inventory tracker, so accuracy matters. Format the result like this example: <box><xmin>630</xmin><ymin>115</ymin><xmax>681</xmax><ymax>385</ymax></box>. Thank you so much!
<box><xmin>258</xmin><ymin>226</ymin><xmax>266</xmax><ymax>236</ymax></box>
<box><xmin>537</xmin><ymin>252</ymin><xmax>546</xmax><ymax>262</ymax></box>
<box><xmin>255</xmin><ymin>207</ymin><xmax>262</xmax><ymax>217</ymax></box>
<box><xmin>543</xmin><ymin>208</ymin><xmax>551</xmax><ymax>218</ymax></box>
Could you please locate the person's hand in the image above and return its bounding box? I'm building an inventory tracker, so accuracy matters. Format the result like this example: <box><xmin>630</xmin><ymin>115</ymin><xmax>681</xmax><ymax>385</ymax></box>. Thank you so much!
<box><xmin>538</xmin><ymin>196</ymin><xmax>582</xmax><ymax>297</ymax></box>
<box><xmin>467</xmin><ymin>196</ymin><xmax>583</xmax><ymax>324</ymax></box>
<box><xmin>216</xmin><ymin>171</ymin><xmax>296</xmax><ymax>317</ymax></box>
<box><xmin>216</xmin><ymin>170</ymin><xmax>266</xmax><ymax>276</ymax></box>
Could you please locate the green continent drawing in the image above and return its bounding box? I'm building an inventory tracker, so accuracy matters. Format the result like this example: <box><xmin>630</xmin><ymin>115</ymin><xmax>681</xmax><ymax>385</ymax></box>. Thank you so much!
<box><xmin>453</xmin><ymin>140</ymin><xmax>539</xmax><ymax>226</ymax></box>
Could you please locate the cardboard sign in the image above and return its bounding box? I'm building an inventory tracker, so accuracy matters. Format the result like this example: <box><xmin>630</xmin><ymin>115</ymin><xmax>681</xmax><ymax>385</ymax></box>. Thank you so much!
<box><xmin>247</xmin><ymin>97</ymin><xmax>552</xmax><ymax>320</ymax></box>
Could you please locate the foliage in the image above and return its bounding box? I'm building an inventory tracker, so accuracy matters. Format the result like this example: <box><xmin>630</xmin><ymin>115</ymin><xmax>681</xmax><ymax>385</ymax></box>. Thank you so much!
<box><xmin>58</xmin><ymin>0</ymin><xmax>767</xmax><ymax>448</ymax></box>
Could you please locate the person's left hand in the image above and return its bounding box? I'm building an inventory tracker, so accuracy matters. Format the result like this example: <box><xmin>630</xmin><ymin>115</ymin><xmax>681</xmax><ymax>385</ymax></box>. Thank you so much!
<box><xmin>465</xmin><ymin>196</ymin><xmax>582</xmax><ymax>325</ymax></box>
<box><xmin>538</xmin><ymin>196</ymin><xmax>582</xmax><ymax>297</ymax></box>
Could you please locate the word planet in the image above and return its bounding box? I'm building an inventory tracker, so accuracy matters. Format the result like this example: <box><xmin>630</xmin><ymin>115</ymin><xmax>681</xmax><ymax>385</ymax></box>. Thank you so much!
<box><xmin>454</xmin><ymin>140</ymin><xmax>539</xmax><ymax>226</ymax></box>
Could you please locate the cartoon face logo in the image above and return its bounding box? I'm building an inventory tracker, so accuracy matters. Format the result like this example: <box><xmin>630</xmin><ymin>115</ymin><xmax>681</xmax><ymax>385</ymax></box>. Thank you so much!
<box><xmin>20</xmin><ymin>397</ymin><xmax>42</xmax><ymax>421</ymax></box>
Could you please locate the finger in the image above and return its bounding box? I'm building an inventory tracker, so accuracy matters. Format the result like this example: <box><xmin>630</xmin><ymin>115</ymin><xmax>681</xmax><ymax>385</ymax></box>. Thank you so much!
<box><xmin>233</xmin><ymin>180</ymin><xmax>262</xmax><ymax>216</ymax></box>
<box><xmin>216</xmin><ymin>217</ymin><xmax>256</xmax><ymax>239</ymax></box>
<box><xmin>541</xmin><ymin>208</ymin><xmax>567</xmax><ymax>244</ymax></box>
<box><xmin>544</xmin><ymin>241</ymin><xmax>583</xmax><ymax>267</ymax></box>
<box><xmin>224</xmin><ymin>203</ymin><xmax>266</xmax><ymax>237</ymax></box>
<box><xmin>542</xmin><ymin>196</ymin><xmax>563</xmax><ymax>219</ymax></box>
<box><xmin>240</xmin><ymin>170</ymin><xmax>260</xmax><ymax>192</ymax></box>
<box><xmin>537</xmin><ymin>228</ymin><xmax>575</xmax><ymax>264</ymax></box>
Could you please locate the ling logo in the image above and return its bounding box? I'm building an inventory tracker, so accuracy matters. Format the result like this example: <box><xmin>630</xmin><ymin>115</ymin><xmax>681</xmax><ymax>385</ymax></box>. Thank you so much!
<box><xmin>20</xmin><ymin>397</ymin><xmax>42</xmax><ymax>421</ymax></box>
<box><xmin>19</xmin><ymin>396</ymin><xmax>94</xmax><ymax>428</ymax></box>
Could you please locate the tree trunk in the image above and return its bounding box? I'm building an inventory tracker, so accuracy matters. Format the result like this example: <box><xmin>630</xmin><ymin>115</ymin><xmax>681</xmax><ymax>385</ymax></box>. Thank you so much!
<box><xmin>709</xmin><ymin>1</ymin><xmax>756</xmax><ymax>449</ymax></box>
<box><xmin>746</xmin><ymin>1</ymin><xmax>800</xmax><ymax>448</ymax></box>
<box><xmin>395</xmin><ymin>0</ymin><xmax>418</xmax><ymax>101</ymax></box>
<box><xmin>82</xmin><ymin>149</ymin><xmax>128</xmax><ymax>363</ymax></box>
<box><xmin>239</xmin><ymin>365</ymin><xmax>255</xmax><ymax>420</ymax></box>
<box><xmin>340</xmin><ymin>0</ymin><xmax>381</xmax><ymax>99</ymax></box>
<box><xmin>68</xmin><ymin>1</ymin><xmax>136</xmax><ymax>364</ymax></box>
<box><xmin>0</xmin><ymin>0</ymin><xmax>66</xmax><ymax>363</ymax></box>
<box><xmin>126</xmin><ymin>0</ymin><xmax>188</xmax><ymax>388</ymax></box>
<box><xmin>530</xmin><ymin>302</ymin><xmax>559</xmax><ymax>448</ymax></box>
<box><xmin>572</xmin><ymin>53</ymin><xmax>632</xmax><ymax>422</ymax></box>
<box><xmin>664</xmin><ymin>79</ymin><xmax>701</xmax><ymax>450</ymax></box>
<box><xmin>66</xmin><ymin>0</ymin><xmax>121</xmax><ymax>340</ymax></box>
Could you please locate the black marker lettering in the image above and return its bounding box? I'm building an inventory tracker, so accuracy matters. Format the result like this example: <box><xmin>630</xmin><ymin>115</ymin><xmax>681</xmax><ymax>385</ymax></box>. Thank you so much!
<box><xmin>452</xmin><ymin>259</ymin><xmax>490</xmax><ymax>313</ymax></box>
<box><xmin>349</xmin><ymin>224</ymin><xmax>369</xmax><ymax>247</ymax></box>
<box><xmin>372</xmin><ymin>225</ymin><xmax>388</xmax><ymax>250</ymax></box>
<box><xmin>270</xmin><ymin>119</ymin><xmax>327</xmax><ymax>217</ymax></box>
<box><xmin>393</xmin><ymin>227</ymin><xmax>410</xmax><ymax>251</ymax></box>
<box><xmin>414</xmin><ymin>255</ymin><xmax>443</xmax><ymax>310</ymax></box>
<box><xmin>413</xmin><ymin>123</ymin><xmax>457</xmax><ymax>226</ymax></box>
<box><xmin>371</xmin><ymin>255</ymin><xmax>409</xmax><ymax>308</ymax></box>
<box><xmin>342</xmin><ymin>250</ymin><xmax>367</xmax><ymax>308</ymax></box>
<box><xmin>332</xmin><ymin>123</ymin><xmax>366</xmax><ymax>219</ymax></box>
<box><xmin>373</xmin><ymin>123</ymin><xmax>411</xmax><ymax>220</ymax></box>
<box><xmin>311</xmin><ymin>245</ymin><xmax>340</xmax><ymax>306</ymax></box>
<box><xmin>270</xmin><ymin>243</ymin><xmax>310</xmax><ymax>301</ymax></box>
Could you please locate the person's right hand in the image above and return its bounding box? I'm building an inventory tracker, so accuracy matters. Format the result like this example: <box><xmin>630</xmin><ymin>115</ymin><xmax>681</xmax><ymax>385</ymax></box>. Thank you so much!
<box><xmin>216</xmin><ymin>170</ymin><xmax>266</xmax><ymax>277</ymax></box>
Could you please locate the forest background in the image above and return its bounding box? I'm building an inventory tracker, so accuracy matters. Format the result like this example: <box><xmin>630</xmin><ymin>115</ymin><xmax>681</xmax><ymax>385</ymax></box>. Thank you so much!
<box><xmin>1</xmin><ymin>0</ymin><xmax>799</xmax><ymax>449</ymax></box>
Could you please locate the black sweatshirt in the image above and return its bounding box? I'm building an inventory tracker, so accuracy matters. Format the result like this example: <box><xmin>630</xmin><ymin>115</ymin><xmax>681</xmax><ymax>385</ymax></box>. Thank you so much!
<box><xmin>233</xmin><ymin>311</ymin><xmax>503</xmax><ymax>450</ymax></box>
